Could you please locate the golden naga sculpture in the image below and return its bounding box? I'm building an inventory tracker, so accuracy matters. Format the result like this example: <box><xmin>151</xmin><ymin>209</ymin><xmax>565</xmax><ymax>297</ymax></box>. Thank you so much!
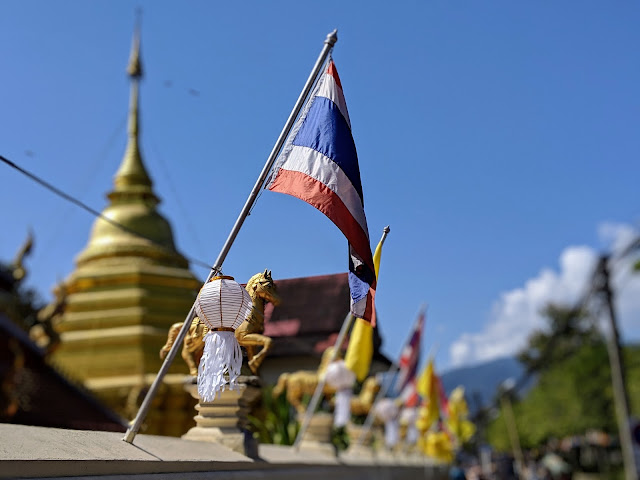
<box><xmin>160</xmin><ymin>269</ymin><xmax>281</xmax><ymax>376</ymax></box>
<box><xmin>30</xmin><ymin>282</ymin><xmax>66</xmax><ymax>355</ymax></box>
<box><xmin>10</xmin><ymin>231</ymin><xmax>33</xmax><ymax>283</ymax></box>
<box><xmin>1</xmin><ymin>232</ymin><xmax>33</xmax><ymax>320</ymax></box>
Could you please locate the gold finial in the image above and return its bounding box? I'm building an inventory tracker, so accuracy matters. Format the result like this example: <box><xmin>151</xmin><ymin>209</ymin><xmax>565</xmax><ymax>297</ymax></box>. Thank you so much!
<box><xmin>127</xmin><ymin>10</ymin><xmax>143</xmax><ymax>79</ymax></box>
<box><xmin>112</xmin><ymin>14</ymin><xmax>153</xmax><ymax>192</ymax></box>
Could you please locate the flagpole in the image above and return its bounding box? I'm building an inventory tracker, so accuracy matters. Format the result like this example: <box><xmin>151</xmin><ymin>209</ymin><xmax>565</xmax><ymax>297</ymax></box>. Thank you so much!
<box><xmin>123</xmin><ymin>29</ymin><xmax>338</xmax><ymax>444</ymax></box>
<box><xmin>293</xmin><ymin>312</ymin><xmax>354</xmax><ymax>450</ymax></box>
<box><xmin>378</xmin><ymin>225</ymin><xmax>391</xmax><ymax>252</ymax></box>
<box><xmin>293</xmin><ymin>225</ymin><xmax>391</xmax><ymax>450</ymax></box>
<box><xmin>354</xmin><ymin>305</ymin><xmax>428</xmax><ymax>449</ymax></box>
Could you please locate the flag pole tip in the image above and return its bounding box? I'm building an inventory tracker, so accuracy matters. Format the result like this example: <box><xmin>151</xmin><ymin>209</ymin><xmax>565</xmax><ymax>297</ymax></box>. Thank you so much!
<box><xmin>383</xmin><ymin>225</ymin><xmax>390</xmax><ymax>234</ymax></box>
<box><xmin>325</xmin><ymin>29</ymin><xmax>338</xmax><ymax>46</ymax></box>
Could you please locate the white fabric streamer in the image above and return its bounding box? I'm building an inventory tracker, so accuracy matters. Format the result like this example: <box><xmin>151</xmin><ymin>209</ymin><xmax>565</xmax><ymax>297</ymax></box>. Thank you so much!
<box><xmin>384</xmin><ymin>418</ymin><xmax>400</xmax><ymax>448</ymax></box>
<box><xmin>406</xmin><ymin>424</ymin><xmax>419</xmax><ymax>445</ymax></box>
<box><xmin>334</xmin><ymin>389</ymin><xmax>352</xmax><ymax>427</ymax></box>
<box><xmin>197</xmin><ymin>330</ymin><xmax>242</xmax><ymax>402</ymax></box>
<box><xmin>400</xmin><ymin>407</ymin><xmax>419</xmax><ymax>445</ymax></box>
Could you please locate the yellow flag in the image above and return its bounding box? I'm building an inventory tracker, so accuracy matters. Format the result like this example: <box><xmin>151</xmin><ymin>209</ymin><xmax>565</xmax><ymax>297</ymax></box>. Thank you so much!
<box><xmin>446</xmin><ymin>386</ymin><xmax>476</xmax><ymax>444</ymax></box>
<box><xmin>416</xmin><ymin>357</ymin><xmax>440</xmax><ymax>431</ymax></box>
<box><xmin>344</xmin><ymin>229</ymin><xmax>387</xmax><ymax>381</ymax></box>
<box><xmin>423</xmin><ymin>431</ymin><xmax>454</xmax><ymax>463</ymax></box>
<box><xmin>372</xmin><ymin>232</ymin><xmax>384</xmax><ymax>277</ymax></box>
<box><xmin>344</xmin><ymin>317</ymin><xmax>373</xmax><ymax>381</ymax></box>
<box><xmin>416</xmin><ymin>357</ymin><xmax>434</xmax><ymax>398</ymax></box>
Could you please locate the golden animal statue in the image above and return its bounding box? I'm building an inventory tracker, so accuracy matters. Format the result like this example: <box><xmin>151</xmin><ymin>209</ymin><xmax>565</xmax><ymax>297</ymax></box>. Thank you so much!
<box><xmin>159</xmin><ymin>315</ymin><xmax>208</xmax><ymax>376</ymax></box>
<box><xmin>349</xmin><ymin>376</ymin><xmax>381</xmax><ymax>417</ymax></box>
<box><xmin>235</xmin><ymin>269</ymin><xmax>281</xmax><ymax>374</ymax></box>
<box><xmin>272</xmin><ymin>347</ymin><xmax>338</xmax><ymax>415</ymax></box>
<box><xmin>160</xmin><ymin>269</ymin><xmax>281</xmax><ymax>376</ymax></box>
<box><xmin>273</xmin><ymin>356</ymin><xmax>381</xmax><ymax>417</ymax></box>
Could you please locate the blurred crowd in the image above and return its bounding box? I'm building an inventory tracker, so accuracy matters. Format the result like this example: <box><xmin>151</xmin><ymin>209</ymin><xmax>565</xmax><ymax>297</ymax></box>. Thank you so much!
<box><xmin>450</xmin><ymin>431</ymin><xmax>623</xmax><ymax>480</ymax></box>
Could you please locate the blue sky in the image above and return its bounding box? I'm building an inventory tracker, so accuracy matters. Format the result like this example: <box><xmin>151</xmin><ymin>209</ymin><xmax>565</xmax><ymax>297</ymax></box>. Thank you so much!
<box><xmin>1</xmin><ymin>1</ymin><xmax>639</xmax><ymax>372</ymax></box>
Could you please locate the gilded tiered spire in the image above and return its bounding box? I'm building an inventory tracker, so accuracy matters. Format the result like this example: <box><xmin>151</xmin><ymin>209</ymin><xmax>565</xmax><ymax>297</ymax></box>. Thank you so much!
<box><xmin>113</xmin><ymin>25</ymin><xmax>154</xmax><ymax>198</ymax></box>
<box><xmin>78</xmin><ymin>26</ymin><xmax>181</xmax><ymax>260</ymax></box>
<box><xmin>53</xmin><ymin>23</ymin><xmax>201</xmax><ymax>437</ymax></box>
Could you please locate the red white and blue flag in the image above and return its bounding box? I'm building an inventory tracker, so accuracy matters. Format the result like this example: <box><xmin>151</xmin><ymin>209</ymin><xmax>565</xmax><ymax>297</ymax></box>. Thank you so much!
<box><xmin>268</xmin><ymin>60</ymin><xmax>377</xmax><ymax>324</ymax></box>
<box><xmin>392</xmin><ymin>308</ymin><xmax>426</xmax><ymax>396</ymax></box>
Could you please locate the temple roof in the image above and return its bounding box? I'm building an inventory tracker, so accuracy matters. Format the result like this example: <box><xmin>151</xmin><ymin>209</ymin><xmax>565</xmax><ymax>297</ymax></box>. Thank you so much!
<box><xmin>0</xmin><ymin>313</ymin><xmax>126</xmax><ymax>432</ymax></box>
<box><xmin>263</xmin><ymin>272</ymin><xmax>389</xmax><ymax>364</ymax></box>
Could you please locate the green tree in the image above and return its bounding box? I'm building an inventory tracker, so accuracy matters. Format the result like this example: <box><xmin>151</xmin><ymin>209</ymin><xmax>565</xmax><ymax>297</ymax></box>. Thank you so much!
<box><xmin>489</xmin><ymin>304</ymin><xmax>617</xmax><ymax>450</ymax></box>
<box><xmin>517</xmin><ymin>304</ymin><xmax>600</xmax><ymax>374</ymax></box>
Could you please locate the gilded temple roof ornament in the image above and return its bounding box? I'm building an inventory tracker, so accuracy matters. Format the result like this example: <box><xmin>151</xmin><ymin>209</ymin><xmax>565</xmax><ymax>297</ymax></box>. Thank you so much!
<box><xmin>113</xmin><ymin>21</ymin><xmax>154</xmax><ymax>198</ymax></box>
<box><xmin>77</xmin><ymin>23</ymin><xmax>184</xmax><ymax>264</ymax></box>
<box><xmin>126</xmin><ymin>20</ymin><xmax>143</xmax><ymax>79</ymax></box>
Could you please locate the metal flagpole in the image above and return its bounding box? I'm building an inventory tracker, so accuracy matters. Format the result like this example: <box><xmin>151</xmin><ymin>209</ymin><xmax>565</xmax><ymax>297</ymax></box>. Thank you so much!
<box><xmin>292</xmin><ymin>225</ymin><xmax>391</xmax><ymax>450</ymax></box>
<box><xmin>353</xmin><ymin>305</ymin><xmax>428</xmax><ymax>449</ymax></box>
<box><xmin>123</xmin><ymin>29</ymin><xmax>338</xmax><ymax>444</ymax></box>
<box><xmin>293</xmin><ymin>312</ymin><xmax>355</xmax><ymax>450</ymax></box>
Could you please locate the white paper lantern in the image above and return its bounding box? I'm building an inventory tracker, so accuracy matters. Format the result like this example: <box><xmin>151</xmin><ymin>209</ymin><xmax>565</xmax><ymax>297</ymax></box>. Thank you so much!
<box><xmin>325</xmin><ymin>360</ymin><xmax>356</xmax><ymax>427</ymax></box>
<box><xmin>195</xmin><ymin>275</ymin><xmax>253</xmax><ymax>402</ymax></box>
<box><xmin>400</xmin><ymin>406</ymin><xmax>418</xmax><ymax>425</ymax></box>
<box><xmin>374</xmin><ymin>398</ymin><xmax>399</xmax><ymax>423</ymax></box>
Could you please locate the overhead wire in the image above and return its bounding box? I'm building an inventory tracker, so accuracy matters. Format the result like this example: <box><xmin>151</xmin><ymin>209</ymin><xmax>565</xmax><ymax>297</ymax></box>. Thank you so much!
<box><xmin>0</xmin><ymin>153</ymin><xmax>213</xmax><ymax>271</ymax></box>
<box><xmin>39</xmin><ymin>115</ymin><xmax>128</xmax><ymax>258</ymax></box>
<box><xmin>147</xmin><ymin>135</ymin><xmax>208</xmax><ymax>261</ymax></box>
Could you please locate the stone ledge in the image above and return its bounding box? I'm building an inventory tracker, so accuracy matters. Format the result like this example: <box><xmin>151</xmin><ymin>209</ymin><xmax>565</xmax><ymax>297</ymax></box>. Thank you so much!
<box><xmin>11</xmin><ymin>464</ymin><xmax>439</xmax><ymax>480</ymax></box>
<box><xmin>0</xmin><ymin>424</ymin><xmax>447</xmax><ymax>480</ymax></box>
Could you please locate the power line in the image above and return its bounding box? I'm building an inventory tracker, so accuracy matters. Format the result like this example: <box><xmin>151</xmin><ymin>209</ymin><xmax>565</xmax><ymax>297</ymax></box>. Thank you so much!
<box><xmin>147</xmin><ymin>134</ymin><xmax>208</xmax><ymax>261</ymax></box>
<box><xmin>0</xmin><ymin>153</ymin><xmax>213</xmax><ymax>271</ymax></box>
<box><xmin>40</xmin><ymin>116</ymin><xmax>127</xmax><ymax>258</ymax></box>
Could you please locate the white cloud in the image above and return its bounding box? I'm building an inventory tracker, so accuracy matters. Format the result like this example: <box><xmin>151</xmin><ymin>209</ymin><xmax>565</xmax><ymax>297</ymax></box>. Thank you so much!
<box><xmin>449</xmin><ymin>223</ymin><xmax>640</xmax><ymax>368</ymax></box>
<box><xmin>598</xmin><ymin>222</ymin><xmax>638</xmax><ymax>255</ymax></box>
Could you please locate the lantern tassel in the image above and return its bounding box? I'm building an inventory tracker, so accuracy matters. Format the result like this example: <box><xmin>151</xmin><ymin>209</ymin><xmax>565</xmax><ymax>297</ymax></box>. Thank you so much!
<box><xmin>197</xmin><ymin>330</ymin><xmax>242</xmax><ymax>402</ymax></box>
<box><xmin>334</xmin><ymin>389</ymin><xmax>352</xmax><ymax>427</ymax></box>
<box><xmin>406</xmin><ymin>423</ymin><xmax>419</xmax><ymax>445</ymax></box>
<box><xmin>384</xmin><ymin>418</ymin><xmax>400</xmax><ymax>449</ymax></box>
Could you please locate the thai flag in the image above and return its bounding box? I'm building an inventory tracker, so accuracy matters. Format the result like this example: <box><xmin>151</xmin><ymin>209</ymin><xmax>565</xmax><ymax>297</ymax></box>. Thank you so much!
<box><xmin>268</xmin><ymin>60</ymin><xmax>376</xmax><ymax>324</ymax></box>
<box><xmin>392</xmin><ymin>308</ymin><xmax>425</xmax><ymax>394</ymax></box>
<box><xmin>400</xmin><ymin>380</ymin><xmax>420</xmax><ymax>408</ymax></box>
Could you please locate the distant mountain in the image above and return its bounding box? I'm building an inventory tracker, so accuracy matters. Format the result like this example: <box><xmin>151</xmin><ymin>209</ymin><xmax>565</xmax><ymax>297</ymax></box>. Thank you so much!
<box><xmin>440</xmin><ymin>357</ymin><xmax>529</xmax><ymax>412</ymax></box>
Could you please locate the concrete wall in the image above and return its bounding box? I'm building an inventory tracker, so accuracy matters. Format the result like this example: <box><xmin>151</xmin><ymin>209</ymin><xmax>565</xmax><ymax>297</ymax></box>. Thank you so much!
<box><xmin>0</xmin><ymin>424</ymin><xmax>448</xmax><ymax>480</ymax></box>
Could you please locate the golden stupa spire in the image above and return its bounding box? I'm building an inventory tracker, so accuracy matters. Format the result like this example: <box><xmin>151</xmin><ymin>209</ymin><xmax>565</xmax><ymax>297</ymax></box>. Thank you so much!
<box><xmin>112</xmin><ymin>18</ymin><xmax>154</xmax><ymax>196</ymax></box>
<box><xmin>53</xmin><ymin>17</ymin><xmax>202</xmax><ymax>439</ymax></box>
<box><xmin>78</xmin><ymin>18</ymin><xmax>181</xmax><ymax>261</ymax></box>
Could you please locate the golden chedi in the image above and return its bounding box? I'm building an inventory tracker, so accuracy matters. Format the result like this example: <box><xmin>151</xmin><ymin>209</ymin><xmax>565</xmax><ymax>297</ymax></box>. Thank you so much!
<box><xmin>52</xmin><ymin>27</ymin><xmax>200</xmax><ymax>436</ymax></box>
